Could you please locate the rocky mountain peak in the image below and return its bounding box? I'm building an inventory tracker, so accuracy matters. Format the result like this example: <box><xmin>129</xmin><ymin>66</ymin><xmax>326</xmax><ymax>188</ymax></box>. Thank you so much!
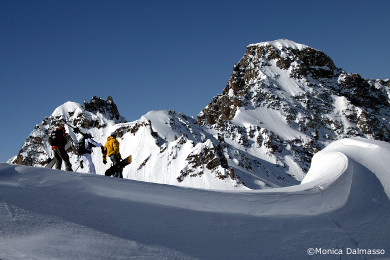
<box><xmin>247</xmin><ymin>39</ymin><xmax>337</xmax><ymax>76</ymax></box>
<box><xmin>196</xmin><ymin>39</ymin><xmax>390</xmax><ymax>181</ymax></box>
<box><xmin>197</xmin><ymin>40</ymin><xmax>340</xmax><ymax>126</ymax></box>
<box><xmin>83</xmin><ymin>96</ymin><xmax>124</xmax><ymax>123</ymax></box>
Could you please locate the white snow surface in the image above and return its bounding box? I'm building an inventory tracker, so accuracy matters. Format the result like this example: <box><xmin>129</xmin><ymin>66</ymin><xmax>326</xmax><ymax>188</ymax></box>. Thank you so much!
<box><xmin>1</xmin><ymin>137</ymin><xmax>389</xmax><ymax>259</ymax></box>
<box><xmin>247</xmin><ymin>39</ymin><xmax>309</xmax><ymax>51</ymax></box>
<box><xmin>233</xmin><ymin>107</ymin><xmax>307</xmax><ymax>140</ymax></box>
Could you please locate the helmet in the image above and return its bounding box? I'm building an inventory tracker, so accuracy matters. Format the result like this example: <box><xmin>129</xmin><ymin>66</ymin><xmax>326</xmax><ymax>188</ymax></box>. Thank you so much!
<box><xmin>110</xmin><ymin>132</ymin><xmax>117</xmax><ymax>138</ymax></box>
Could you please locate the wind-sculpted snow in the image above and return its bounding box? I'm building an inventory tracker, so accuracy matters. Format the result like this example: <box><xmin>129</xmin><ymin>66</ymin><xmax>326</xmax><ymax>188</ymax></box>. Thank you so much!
<box><xmin>1</xmin><ymin>138</ymin><xmax>389</xmax><ymax>259</ymax></box>
<box><xmin>303</xmin><ymin>138</ymin><xmax>390</xmax><ymax>198</ymax></box>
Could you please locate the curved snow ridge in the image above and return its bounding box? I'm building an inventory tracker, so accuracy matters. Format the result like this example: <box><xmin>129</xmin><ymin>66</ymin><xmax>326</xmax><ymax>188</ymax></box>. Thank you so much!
<box><xmin>1</xmin><ymin>138</ymin><xmax>388</xmax><ymax>219</ymax></box>
<box><xmin>300</xmin><ymin>152</ymin><xmax>348</xmax><ymax>187</ymax></box>
<box><xmin>88</xmin><ymin>138</ymin><xmax>389</xmax><ymax>216</ymax></box>
<box><xmin>313</xmin><ymin>137</ymin><xmax>390</xmax><ymax>199</ymax></box>
<box><xmin>93</xmin><ymin>157</ymin><xmax>351</xmax><ymax>217</ymax></box>
<box><xmin>86</xmin><ymin>152</ymin><xmax>351</xmax><ymax>217</ymax></box>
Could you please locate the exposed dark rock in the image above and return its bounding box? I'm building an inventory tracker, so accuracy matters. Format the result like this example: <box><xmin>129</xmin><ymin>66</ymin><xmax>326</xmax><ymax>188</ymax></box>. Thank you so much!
<box><xmin>338</xmin><ymin>72</ymin><xmax>389</xmax><ymax>110</ymax></box>
<box><xmin>84</xmin><ymin>96</ymin><xmax>123</xmax><ymax>122</ymax></box>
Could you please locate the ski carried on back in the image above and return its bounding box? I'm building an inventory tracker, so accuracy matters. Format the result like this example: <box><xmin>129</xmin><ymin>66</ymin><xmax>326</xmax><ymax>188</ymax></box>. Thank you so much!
<box><xmin>105</xmin><ymin>155</ymin><xmax>132</xmax><ymax>177</ymax></box>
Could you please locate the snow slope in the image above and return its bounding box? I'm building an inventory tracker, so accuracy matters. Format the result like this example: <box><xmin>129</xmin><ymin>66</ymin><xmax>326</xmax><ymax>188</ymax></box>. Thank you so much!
<box><xmin>1</xmin><ymin>137</ymin><xmax>389</xmax><ymax>259</ymax></box>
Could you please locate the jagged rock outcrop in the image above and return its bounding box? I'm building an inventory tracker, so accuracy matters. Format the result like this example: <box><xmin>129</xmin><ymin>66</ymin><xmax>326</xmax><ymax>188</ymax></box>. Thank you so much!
<box><xmin>337</xmin><ymin>72</ymin><xmax>389</xmax><ymax>110</ymax></box>
<box><xmin>83</xmin><ymin>96</ymin><xmax>123</xmax><ymax>122</ymax></box>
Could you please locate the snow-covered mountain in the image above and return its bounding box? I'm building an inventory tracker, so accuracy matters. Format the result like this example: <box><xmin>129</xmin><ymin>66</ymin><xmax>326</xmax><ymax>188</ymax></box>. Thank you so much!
<box><xmin>11</xmin><ymin>40</ymin><xmax>390</xmax><ymax>190</ymax></box>
<box><xmin>1</xmin><ymin>138</ymin><xmax>390</xmax><ymax>259</ymax></box>
<box><xmin>11</xmin><ymin>97</ymin><xmax>245</xmax><ymax>190</ymax></box>
<box><xmin>197</xmin><ymin>39</ymin><xmax>390</xmax><ymax>186</ymax></box>
<box><xmin>11</xmin><ymin>96</ymin><xmax>125</xmax><ymax>168</ymax></box>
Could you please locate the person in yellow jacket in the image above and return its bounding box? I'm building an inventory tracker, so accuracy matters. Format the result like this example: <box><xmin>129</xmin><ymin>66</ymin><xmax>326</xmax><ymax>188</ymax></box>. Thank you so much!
<box><xmin>102</xmin><ymin>132</ymin><xmax>123</xmax><ymax>178</ymax></box>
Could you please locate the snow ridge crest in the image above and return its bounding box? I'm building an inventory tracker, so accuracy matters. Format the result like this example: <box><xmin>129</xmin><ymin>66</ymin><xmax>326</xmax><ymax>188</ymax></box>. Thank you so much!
<box><xmin>248</xmin><ymin>39</ymin><xmax>309</xmax><ymax>51</ymax></box>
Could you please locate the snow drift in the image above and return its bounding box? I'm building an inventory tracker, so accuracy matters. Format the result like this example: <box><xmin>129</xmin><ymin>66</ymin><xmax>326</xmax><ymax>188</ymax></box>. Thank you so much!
<box><xmin>1</xmin><ymin>137</ymin><xmax>389</xmax><ymax>259</ymax></box>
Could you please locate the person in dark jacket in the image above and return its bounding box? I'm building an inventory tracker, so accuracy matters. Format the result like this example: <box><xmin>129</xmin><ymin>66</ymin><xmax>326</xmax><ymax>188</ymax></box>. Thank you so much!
<box><xmin>49</xmin><ymin>125</ymin><xmax>73</xmax><ymax>171</ymax></box>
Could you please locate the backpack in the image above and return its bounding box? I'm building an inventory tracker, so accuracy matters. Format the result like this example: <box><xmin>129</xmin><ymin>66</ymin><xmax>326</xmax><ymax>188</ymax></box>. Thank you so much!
<box><xmin>77</xmin><ymin>137</ymin><xmax>87</xmax><ymax>155</ymax></box>
<box><xmin>48</xmin><ymin>129</ymin><xmax>65</xmax><ymax>146</ymax></box>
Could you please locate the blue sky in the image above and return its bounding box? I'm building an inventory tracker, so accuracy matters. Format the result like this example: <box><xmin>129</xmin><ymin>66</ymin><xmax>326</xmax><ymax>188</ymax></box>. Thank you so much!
<box><xmin>1</xmin><ymin>0</ymin><xmax>389</xmax><ymax>162</ymax></box>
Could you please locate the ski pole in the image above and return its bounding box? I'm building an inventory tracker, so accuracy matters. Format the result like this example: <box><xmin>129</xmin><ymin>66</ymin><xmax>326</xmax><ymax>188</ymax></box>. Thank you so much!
<box><xmin>63</xmin><ymin>120</ymin><xmax>95</xmax><ymax>139</ymax></box>
<box><xmin>74</xmin><ymin>160</ymin><xmax>84</xmax><ymax>171</ymax></box>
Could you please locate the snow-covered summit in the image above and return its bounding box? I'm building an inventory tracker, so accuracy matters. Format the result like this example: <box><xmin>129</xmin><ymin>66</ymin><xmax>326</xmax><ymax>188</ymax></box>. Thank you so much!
<box><xmin>247</xmin><ymin>39</ymin><xmax>309</xmax><ymax>51</ymax></box>
<box><xmin>197</xmin><ymin>39</ymin><xmax>390</xmax><ymax>184</ymax></box>
<box><xmin>52</xmin><ymin>101</ymin><xmax>83</xmax><ymax>117</ymax></box>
